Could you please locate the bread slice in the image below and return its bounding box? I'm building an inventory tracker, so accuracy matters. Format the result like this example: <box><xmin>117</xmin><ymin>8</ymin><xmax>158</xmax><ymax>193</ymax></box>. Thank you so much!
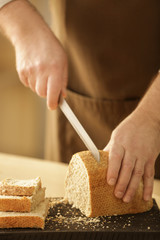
<box><xmin>0</xmin><ymin>187</ymin><xmax>45</xmax><ymax>212</ymax></box>
<box><xmin>0</xmin><ymin>199</ymin><xmax>49</xmax><ymax>229</ymax></box>
<box><xmin>0</xmin><ymin>177</ymin><xmax>41</xmax><ymax>196</ymax></box>
<box><xmin>64</xmin><ymin>150</ymin><xmax>153</xmax><ymax>217</ymax></box>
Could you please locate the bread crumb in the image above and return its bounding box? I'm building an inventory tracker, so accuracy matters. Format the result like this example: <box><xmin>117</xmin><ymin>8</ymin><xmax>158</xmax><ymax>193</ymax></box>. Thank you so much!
<box><xmin>45</xmin><ymin>198</ymin><xmax>159</xmax><ymax>232</ymax></box>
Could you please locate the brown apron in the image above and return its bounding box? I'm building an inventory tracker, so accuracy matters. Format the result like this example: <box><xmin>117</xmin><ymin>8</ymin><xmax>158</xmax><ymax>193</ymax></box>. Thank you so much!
<box><xmin>45</xmin><ymin>0</ymin><xmax>160</xmax><ymax>179</ymax></box>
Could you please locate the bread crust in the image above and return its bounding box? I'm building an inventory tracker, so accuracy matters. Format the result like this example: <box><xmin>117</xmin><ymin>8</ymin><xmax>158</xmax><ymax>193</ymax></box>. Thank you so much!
<box><xmin>0</xmin><ymin>216</ymin><xmax>44</xmax><ymax>229</ymax></box>
<box><xmin>0</xmin><ymin>187</ymin><xmax>45</xmax><ymax>212</ymax></box>
<box><xmin>65</xmin><ymin>151</ymin><xmax>153</xmax><ymax>217</ymax></box>
<box><xmin>0</xmin><ymin>199</ymin><xmax>49</xmax><ymax>229</ymax></box>
<box><xmin>0</xmin><ymin>197</ymin><xmax>31</xmax><ymax>212</ymax></box>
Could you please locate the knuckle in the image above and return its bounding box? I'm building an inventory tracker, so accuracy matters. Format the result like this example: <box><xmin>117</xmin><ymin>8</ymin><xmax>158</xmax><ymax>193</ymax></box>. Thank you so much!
<box><xmin>18</xmin><ymin>66</ymin><xmax>31</xmax><ymax>77</ymax></box>
<box><xmin>147</xmin><ymin>157</ymin><xmax>155</xmax><ymax>163</ymax></box>
<box><xmin>122</xmin><ymin>162</ymin><xmax>133</xmax><ymax>171</ymax></box>
<box><xmin>111</xmin><ymin>152</ymin><xmax>121</xmax><ymax>160</ymax></box>
<box><xmin>36</xmin><ymin>85</ymin><xmax>46</xmax><ymax>97</ymax></box>
<box><xmin>50</xmin><ymin>59</ymin><xmax>60</xmax><ymax>69</ymax></box>
<box><xmin>51</xmin><ymin>55</ymin><xmax>68</xmax><ymax>70</ymax></box>
<box><xmin>18</xmin><ymin>68</ymin><xmax>26</xmax><ymax>77</ymax></box>
<box><xmin>27</xmin><ymin>66</ymin><xmax>35</xmax><ymax>75</ymax></box>
<box><xmin>133</xmin><ymin>168</ymin><xmax>143</xmax><ymax>177</ymax></box>
<box><xmin>109</xmin><ymin>150</ymin><xmax>122</xmax><ymax>161</ymax></box>
<box><xmin>30</xmin><ymin>61</ymin><xmax>48</xmax><ymax>73</ymax></box>
<box><xmin>36</xmin><ymin>63</ymin><xmax>45</xmax><ymax>72</ymax></box>
<box><xmin>144</xmin><ymin>170</ymin><xmax>155</xmax><ymax>179</ymax></box>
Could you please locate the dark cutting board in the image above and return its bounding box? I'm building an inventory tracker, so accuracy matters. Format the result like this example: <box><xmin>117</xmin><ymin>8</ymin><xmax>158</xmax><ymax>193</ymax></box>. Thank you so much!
<box><xmin>0</xmin><ymin>198</ymin><xmax>160</xmax><ymax>240</ymax></box>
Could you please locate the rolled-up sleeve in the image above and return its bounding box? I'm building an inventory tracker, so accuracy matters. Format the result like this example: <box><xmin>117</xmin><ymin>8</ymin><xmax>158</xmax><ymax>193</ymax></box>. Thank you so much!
<box><xmin>0</xmin><ymin>0</ymin><xmax>14</xmax><ymax>8</ymax></box>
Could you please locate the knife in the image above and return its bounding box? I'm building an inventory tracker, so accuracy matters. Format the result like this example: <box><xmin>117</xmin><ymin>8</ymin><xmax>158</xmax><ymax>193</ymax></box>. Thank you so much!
<box><xmin>59</xmin><ymin>98</ymin><xmax>100</xmax><ymax>162</ymax></box>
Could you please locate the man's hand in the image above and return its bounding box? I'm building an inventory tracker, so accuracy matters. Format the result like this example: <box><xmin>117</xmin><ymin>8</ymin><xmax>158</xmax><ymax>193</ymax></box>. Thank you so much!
<box><xmin>0</xmin><ymin>0</ymin><xmax>68</xmax><ymax>110</ymax></box>
<box><xmin>15</xmin><ymin>30</ymin><xmax>68</xmax><ymax>110</ymax></box>
<box><xmin>104</xmin><ymin>107</ymin><xmax>160</xmax><ymax>203</ymax></box>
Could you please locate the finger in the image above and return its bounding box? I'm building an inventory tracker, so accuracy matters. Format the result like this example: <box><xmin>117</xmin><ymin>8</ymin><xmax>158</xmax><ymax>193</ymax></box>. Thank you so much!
<box><xmin>28</xmin><ymin>75</ymin><xmax>36</xmax><ymax>92</ymax></box>
<box><xmin>18</xmin><ymin>70</ymin><xmax>29</xmax><ymax>87</ymax></box>
<box><xmin>47</xmin><ymin>75</ymin><xmax>62</xmax><ymax>110</ymax></box>
<box><xmin>114</xmin><ymin>152</ymin><xmax>136</xmax><ymax>200</ymax></box>
<box><xmin>35</xmin><ymin>76</ymin><xmax>47</xmax><ymax>97</ymax></box>
<box><xmin>62</xmin><ymin>87</ymin><xmax>67</xmax><ymax>98</ymax></box>
<box><xmin>106</xmin><ymin>143</ymin><xmax>125</xmax><ymax>186</ymax></box>
<box><xmin>143</xmin><ymin>161</ymin><xmax>155</xmax><ymax>201</ymax></box>
<box><xmin>62</xmin><ymin>63</ymin><xmax>68</xmax><ymax>98</ymax></box>
<box><xmin>26</xmin><ymin>65</ymin><xmax>36</xmax><ymax>92</ymax></box>
<box><xmin>122</xmin><ymin>158</ymin><xmax>144</xmax><ymax>203</ymax></box>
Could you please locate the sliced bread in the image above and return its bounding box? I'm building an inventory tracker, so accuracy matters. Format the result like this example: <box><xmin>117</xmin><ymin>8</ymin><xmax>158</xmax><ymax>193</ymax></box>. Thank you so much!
<box><xmin>64</xmin><ymin>150</ymin><xmax>153</xmax><ymax>217</ymax></box>
<box><xmin>0</xmin><ymin>177</ymin><xmax>41</xmax><ymax>196</ymax></box>
<box><xmin>0</xmin><ymin>187</ymin><xmax>45</xmax><ymax>212</ymax></box>
<box><xmin>0</xmin><ymin>199</ymin><xmax>49</xmax><ymax>229</ymax></box>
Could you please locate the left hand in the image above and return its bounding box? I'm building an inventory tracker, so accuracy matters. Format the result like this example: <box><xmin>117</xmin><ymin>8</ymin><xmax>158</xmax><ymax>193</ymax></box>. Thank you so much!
<box><xmin>104</xmin><ymin>107</ymin><xmax>160</xmax><ymax>203</ymax></box>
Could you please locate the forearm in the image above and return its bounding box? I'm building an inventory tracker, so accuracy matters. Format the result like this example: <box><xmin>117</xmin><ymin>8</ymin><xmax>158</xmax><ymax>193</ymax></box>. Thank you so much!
<box><xmin>136</xmin><ymin>73</ymin><xmax>160</xmax><ymax>129</ymax></box>
<box><xmin>0</xmin><ymin>0</ymin><xmax>52</xmax><ymax>47</ymax></box>
<box><xmin>105</xmin><ymin>71</ymin><xmax>160</xmax><ymax>203</ymax></box>
<box><xmin>0</xmin><ymin>0</ymin><xmax>68</xmax><ymax>110</ymax></box>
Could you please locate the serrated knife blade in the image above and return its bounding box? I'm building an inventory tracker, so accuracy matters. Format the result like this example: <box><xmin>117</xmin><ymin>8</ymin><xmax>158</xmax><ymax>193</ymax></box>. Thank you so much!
<box><xmin>59</xmin><ymin>98</ymin><xmax>100</xmax><ymax>162</ymax></box>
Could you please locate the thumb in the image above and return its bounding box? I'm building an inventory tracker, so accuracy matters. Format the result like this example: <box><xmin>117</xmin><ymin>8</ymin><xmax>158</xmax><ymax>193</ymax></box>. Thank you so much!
<box><xmin>103</xmin><ymin>142</ymin><xmax>110</xmax><ymax>152</ymax></box>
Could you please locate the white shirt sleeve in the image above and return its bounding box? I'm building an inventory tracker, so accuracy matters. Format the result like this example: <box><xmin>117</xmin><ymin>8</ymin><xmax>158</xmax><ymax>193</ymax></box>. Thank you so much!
<box><xmin>0</xmin><ymin>0</ymin><xmax>14</xmax><ymax>8</ymax></box>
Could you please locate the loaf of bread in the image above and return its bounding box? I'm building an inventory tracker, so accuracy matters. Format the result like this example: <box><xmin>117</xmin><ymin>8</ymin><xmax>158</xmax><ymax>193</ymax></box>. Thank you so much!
<box><xmin>0</xmin><ymin>199</ymin><xmax>49</xmax><ymax>229</ymax></box>
<box><xmin>0</xmin><ymin>177</ymin><xmax>41</xmax><ymax>196</ymax></box>
<box><xmin>64</xmin><ymin>151</ymin><xmax>153</xmax><ymax>217</ymax></box>
<box><xmin>0</xmin><ymin>187</ymin><xmax>45</xmax><ymax>212</ymax></box>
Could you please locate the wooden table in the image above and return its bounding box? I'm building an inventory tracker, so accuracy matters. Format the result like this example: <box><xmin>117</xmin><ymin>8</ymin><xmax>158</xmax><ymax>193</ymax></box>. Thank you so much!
<box><xmin>0</xmin><ymin>153</ymin><xmax>67</xmax><ymax>198</ymax></box>
<box><xmin>0</xmin><ymin>152</ymin><xmax>159</xmax><ymax>208</ymax></box>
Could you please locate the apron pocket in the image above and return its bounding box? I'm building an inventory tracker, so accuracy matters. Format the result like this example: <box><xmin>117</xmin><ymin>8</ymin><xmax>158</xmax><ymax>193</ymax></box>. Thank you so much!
<box><xmin>65</xmin><ymin>89</ymin><xmax>140</xmax><ymax>149</ymax></box>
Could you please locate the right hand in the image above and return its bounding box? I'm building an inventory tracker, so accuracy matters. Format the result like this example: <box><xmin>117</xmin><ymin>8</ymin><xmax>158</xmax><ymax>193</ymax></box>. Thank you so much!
<box><xmin>15</xmin><ymin>29</ymin><xmax>68</xmax><ymax>110</ymax></box>
<box><xmin>0</xmin><ymin>0</ymin><xmax>68</xmax><ymax>109</ymax></box>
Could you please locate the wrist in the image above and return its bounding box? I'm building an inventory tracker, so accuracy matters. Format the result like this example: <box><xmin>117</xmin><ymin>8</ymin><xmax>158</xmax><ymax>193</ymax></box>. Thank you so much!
<box><xmin>135</xmin><ymin>104</ymin><xmax>160</xmax><ymax>133</ymax></box>
<box><xmin>135</xmin><ymin>74</ymin><xmax>160</xmax><ymax>131</ymax></box>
